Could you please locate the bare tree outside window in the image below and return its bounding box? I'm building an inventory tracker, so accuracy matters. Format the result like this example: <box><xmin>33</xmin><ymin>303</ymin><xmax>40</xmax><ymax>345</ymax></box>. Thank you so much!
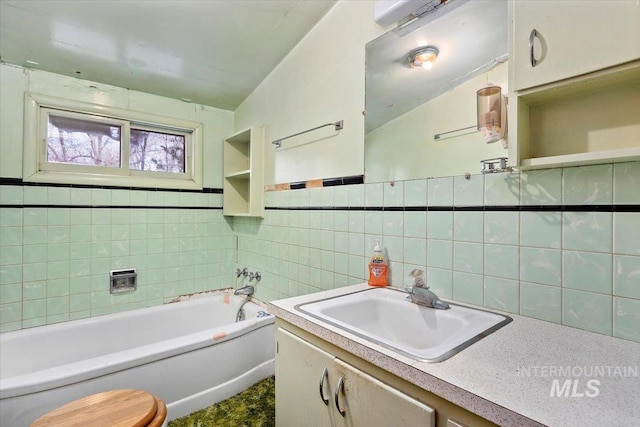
<box><xmin>47</xmin><ymin>115</ymin><xmax>121</xmax><ymax>167</ymax></box>
<box><xmin>130</xmin><ymin>129</ymin><xmax>186</xmax><ymax>173</ymax></box>
<box><xmin>46</xmin><ymin>115</ymin><xmax>187</xmax><ymax>174</ymax></box>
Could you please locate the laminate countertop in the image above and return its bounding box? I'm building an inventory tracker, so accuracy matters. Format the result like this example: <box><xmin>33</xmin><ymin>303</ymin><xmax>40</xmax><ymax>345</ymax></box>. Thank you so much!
<box><xmin>269</xmin><ymin>284</ymin><xmax>640</xmax><ymax>427</ymax></box>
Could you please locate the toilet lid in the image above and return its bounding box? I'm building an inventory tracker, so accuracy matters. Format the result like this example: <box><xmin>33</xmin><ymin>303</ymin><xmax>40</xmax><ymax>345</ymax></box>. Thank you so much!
<box><xmin>31</xmin><ymin>389</ymin><xmax>160</xmax><ymax>427</ymax></box>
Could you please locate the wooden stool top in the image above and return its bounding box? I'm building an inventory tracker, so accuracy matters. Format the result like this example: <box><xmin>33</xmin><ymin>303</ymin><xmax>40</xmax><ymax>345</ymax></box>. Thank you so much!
<box><xmin>31</xmin><ymin>389</ymin><xmax>165</xmax><ymax>427</ymax></box>
<box><xmin>148</xmin><ymin>396</ymin><xmax>167</xmax><ymax>427</ymax></box>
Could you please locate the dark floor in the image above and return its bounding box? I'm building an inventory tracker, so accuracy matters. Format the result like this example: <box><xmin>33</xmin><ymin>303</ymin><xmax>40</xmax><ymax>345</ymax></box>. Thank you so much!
<box><xmin>168</xmin><ymin>376</ymin><xmax>275</xmax><ymax>427</ymax></box>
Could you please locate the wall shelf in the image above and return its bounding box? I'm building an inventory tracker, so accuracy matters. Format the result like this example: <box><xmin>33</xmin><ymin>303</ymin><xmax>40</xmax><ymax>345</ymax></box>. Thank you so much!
<box><xmin>225</xmin><ymin>169</ymin><xmax>251</xmax><ymax>179</ymax></box>
<box><xmin>223</xmin><ymin>127</ymin><xmax>264</xmax><ymax>217</ymax></box>
<box><xmin>519</xmin><ymin>147</ymin><xmax>640</xmax><ymax>170</ymax></box>
<box><xmin>509</xmin><ymin>34</ymin><xmax>640</xmax><ymax>170</ymax></box>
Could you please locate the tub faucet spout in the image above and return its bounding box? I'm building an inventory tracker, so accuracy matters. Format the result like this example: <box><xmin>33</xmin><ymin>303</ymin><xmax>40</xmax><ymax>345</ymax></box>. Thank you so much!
<box><xmin>234</xmin><ymin>285</ymin><xmax>254</xmax><ymax>322</ymax></box>
<box><xmin>234</xmin><ymin>285</ymin><xmax>254</xmax><ymax>296</ymax></box>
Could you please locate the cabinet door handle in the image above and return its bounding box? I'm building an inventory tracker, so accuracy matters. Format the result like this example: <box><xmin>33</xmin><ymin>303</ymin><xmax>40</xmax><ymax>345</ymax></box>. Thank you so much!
<box><xmin>318</xmin><ymin>367</ymin><xmax>329</xmax><ymax>405</ymax></box>
<box><xmin>334</xmin><ymin>376</ymin><xmax>346</xmax><ymax>417</ymax></box>
<box><xmin>529</xmin><ymin>28</ymin><xmax>539</xmax><ymax>67</ymax></box>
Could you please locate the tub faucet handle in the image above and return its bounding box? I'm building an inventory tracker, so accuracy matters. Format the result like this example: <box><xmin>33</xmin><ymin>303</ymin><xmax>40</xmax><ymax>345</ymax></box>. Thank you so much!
<box><xmin>248</xmin><ymin>271</ymin><xmax>262</xmax><ymax>282</ymax></box>
<box><xmin>236</xmin><ymin>267</ymin><xmax>248</xmax><ymax>278</ymax></box>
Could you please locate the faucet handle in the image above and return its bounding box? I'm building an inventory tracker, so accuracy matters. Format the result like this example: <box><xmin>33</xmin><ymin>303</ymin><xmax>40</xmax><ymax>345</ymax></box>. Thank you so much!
<box><xmin>408</xmin><ymin>268</ymin><xmax>427</xmax><ymax>288</ymax></box>
<box><xmin>236</xmin><ymin>267</ymin><xmax>248</xmax><ymax>278</ymax></box>
<box><xmin>248</xmin><ymin>271</ymin><xmax>262</xmax><ymax>282</ymax></box>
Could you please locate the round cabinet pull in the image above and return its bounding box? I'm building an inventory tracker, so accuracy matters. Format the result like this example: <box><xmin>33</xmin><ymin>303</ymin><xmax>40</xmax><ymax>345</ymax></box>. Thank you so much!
<box><xmin>334</xmin><ymin>376</ymin><xmax>346</xmax><ymax>417</ymax></box>
<box><xmin>318</xmin><ymin>367</ymin><xmax>329</xmax><ymax>405</ymax></box>
<box><xmin>529</xmin><ymin>28</ymin><xmax>539</xmax><ymax>67</ymax></box>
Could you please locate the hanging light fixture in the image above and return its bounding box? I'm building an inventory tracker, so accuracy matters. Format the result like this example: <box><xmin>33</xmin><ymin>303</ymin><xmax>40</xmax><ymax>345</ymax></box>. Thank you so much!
<box><xmin>407</xmin><ymin>46</ymin><xmax>439</xmax><ymax>70</ymax></box>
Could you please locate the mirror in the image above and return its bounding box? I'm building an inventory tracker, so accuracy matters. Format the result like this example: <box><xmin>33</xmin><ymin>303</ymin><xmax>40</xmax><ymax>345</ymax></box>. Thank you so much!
<box><xmin>364</xmin><ymin>0</ymin><xmax>509</xmax><ymax>182</ymax></box>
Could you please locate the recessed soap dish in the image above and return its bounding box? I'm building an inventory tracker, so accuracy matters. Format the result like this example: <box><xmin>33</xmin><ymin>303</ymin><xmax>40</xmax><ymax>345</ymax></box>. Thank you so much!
<box><xmin>110</xmin><ymin>268</ymin><xmax>137</xmax><ymax>294</ymax></box>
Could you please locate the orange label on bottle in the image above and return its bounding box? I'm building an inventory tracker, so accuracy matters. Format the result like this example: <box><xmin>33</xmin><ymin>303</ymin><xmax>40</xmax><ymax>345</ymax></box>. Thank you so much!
<box><xmin>368</xmin><ymin>263</ymin><xmax>388</xmax><ymax>287</ymax></box>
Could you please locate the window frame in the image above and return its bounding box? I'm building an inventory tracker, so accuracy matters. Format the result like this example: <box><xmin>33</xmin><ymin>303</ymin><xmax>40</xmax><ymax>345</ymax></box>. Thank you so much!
<box><xmin>24</xmin><ymin>93</ymin><xmax>203</xmax><ymax>190</ymax></box>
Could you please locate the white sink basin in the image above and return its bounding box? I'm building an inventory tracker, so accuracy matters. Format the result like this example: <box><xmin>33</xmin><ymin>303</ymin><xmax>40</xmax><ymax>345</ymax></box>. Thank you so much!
<box><xmin>295</xmin><ymin>287</ymin><xmax>511</xmax><ymax>362</ymax></box>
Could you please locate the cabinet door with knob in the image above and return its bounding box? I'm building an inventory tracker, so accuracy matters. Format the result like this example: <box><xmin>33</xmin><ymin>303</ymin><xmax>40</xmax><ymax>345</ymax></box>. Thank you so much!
<box><xmin>332</xmin><ymin>358</ymin><xmax>435</xmax><ymax>427</ymax></box>
<box><xmin>275</xmin><ymin>327</ymin><xmax>435</xmax><ymax>427</ymax></box>
<box><xmin>510</xmin><ymin>0</ymin><xmax>640</xmax><ymax>91</ymax></box>
<box><xmin>275</xmin><ymin>328</ymin><xmax>337</xmax><ymax>427</ymax></box>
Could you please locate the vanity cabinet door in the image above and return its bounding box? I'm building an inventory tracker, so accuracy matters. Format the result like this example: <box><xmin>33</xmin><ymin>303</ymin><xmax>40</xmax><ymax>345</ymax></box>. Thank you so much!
<box><xmin>333</xmin><ymin>358</ymin><xmax>435</xmax><ymax>427</ymax></box>
<box><xmin>276</xmin><ymin>327</ymin><xmax>435</xmax><ymax>427</ymax></box>
<box><xmin>511</xmin><ymin>0</ymin><xmax>640</xmax><ymax>91</ymax></box>
<box><xmin>275</xmin><ymin>328</ymin><xmax>337</xmax><ymax>427</ymax></box>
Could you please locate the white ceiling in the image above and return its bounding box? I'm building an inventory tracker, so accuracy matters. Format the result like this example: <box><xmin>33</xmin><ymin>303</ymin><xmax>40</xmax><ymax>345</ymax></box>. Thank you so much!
<box><xmin>0</xmin><ymin>0</ymin><xmax>336</xmax><ymax>110</ymax></box>
<box><xmin>365</xmin><ymin>0</ymin><xmax>508</xmax><ymax>133</ymax></box>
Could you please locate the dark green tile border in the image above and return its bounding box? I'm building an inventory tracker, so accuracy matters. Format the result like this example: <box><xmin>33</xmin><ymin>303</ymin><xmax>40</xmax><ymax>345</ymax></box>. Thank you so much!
<box><xmin>0</xmin><ymin>177</ymin><xmax>223</xmax><ymax>194</ymax></box>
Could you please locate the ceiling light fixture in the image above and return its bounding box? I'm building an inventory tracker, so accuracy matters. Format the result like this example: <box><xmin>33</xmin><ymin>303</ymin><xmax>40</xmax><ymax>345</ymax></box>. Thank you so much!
<box><xmin>407</xmin><ymin>46</ymin><xmax>439</xmax><ymax>70</ymax></box>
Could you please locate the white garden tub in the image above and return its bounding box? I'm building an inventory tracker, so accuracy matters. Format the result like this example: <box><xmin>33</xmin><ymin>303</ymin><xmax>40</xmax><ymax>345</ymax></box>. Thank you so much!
<box><xmin>0</xmin><ymin>291</ymin><xmax>275</xmax><ymax>426</ymax></box>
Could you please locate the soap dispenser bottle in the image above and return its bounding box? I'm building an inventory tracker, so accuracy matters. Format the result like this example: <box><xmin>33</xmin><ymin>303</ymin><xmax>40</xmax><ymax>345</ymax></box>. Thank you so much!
<box><xmin>368</xmin><ymin>240</ymin><xmax>388</xmax><ymax>287</ymax></box>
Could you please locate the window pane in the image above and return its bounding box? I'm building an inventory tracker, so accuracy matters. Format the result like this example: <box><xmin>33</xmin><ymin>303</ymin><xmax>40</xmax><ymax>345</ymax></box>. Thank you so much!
<box><xmin>47</xmin><ymin>114</ymin><xmax>121</xmax><ymax>167</ymax></box>
<box><xmin>129</xmin><ymin>129</ymin><xmax>186</xmax><ymax>173</ymax></box>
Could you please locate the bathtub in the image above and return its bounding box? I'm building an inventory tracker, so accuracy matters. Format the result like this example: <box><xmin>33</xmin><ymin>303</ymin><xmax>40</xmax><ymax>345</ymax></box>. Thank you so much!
<box><xmin>0</xmin><ymin>291</ymin><xmax>275</xmax><ymax>426</ymax></box>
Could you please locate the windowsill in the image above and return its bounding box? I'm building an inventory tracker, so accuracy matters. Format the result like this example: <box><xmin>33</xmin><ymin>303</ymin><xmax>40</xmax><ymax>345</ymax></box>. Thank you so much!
<box><xmin>24</xmin><ymin>170</ymin><xmax>203</xmax><ymax>190</ymax></box>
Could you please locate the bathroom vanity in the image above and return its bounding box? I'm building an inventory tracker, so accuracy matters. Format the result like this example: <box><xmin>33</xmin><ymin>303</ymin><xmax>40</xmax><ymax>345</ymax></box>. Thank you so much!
<box><xmin>276</xmin><ymin>320</ymin><xmax>496</xmax><ymax>427</ymax></box>
<box><xmin>270</xmin><ymin>284</ymin><xmax>640</xmax><ymax>427</ymax></box>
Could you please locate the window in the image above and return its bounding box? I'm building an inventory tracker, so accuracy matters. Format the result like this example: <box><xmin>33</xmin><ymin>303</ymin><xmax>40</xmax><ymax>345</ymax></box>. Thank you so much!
<box><xmin>45</xmin><ymin>111</ymin><xmax>124</xmax><ymax>169</ymax></box>
<box><xmin>129</xmin><ymin>128</ymin><xmax>186</xmax><ymax>173</ymax></box>
<box><xmin>24</xmin><ymin>93</ymin><xmax>203</xmax><ymax>189</ymax></box>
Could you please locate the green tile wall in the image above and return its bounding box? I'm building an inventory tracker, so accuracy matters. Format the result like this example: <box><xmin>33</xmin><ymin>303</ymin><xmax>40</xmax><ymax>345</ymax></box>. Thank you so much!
<box><xmin>2</xmin><ymin>161</ymin><xmax>639</xmax><ymax>343</ymax></box>
<box><xmin>0</xmin><ymin>187</ymin><xmax>235</xmax><ymax>332</ymax></box>
<box><xmin>234</xmin><ymin>161</ymin><xmax>640</xmax><ymax>343</ymax></box>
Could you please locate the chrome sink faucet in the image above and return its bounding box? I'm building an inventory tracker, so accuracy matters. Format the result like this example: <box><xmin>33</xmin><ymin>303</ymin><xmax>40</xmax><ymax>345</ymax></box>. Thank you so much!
<box><xmin>406</xmin><ymin>269</ymin><xmax>450</xmax><ymax>310</ymax></box>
